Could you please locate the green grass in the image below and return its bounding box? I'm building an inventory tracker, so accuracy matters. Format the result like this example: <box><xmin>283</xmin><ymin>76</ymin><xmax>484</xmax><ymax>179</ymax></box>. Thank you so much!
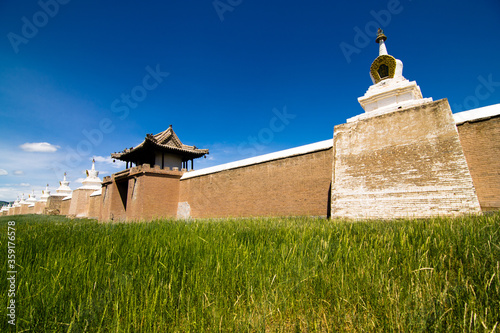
<box><xmin>1</xmin><ymin>213</ymin><xmax>499</xmax><ymax>332</ymax></box>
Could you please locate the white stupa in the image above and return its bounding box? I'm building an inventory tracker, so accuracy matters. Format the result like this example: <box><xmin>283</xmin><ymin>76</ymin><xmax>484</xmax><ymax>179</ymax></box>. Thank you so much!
<box><xmin>19</xmin><ymin>193</ymin><xmax>27</xmax><ymax>205</ymax></box>
<box><xmin>26</xmin><ymin>189</ymin><xmax>38</xmax><ymax>207</ymax></box>
<box><xmin>39</xmin><ymin>184</ymin><xmax>51</xmax><ymax>202</ymax></box>
<box><xmin>78</xmin><ymin>159</ymin><xmax>102</xmax><ymax>190</ymax></box>
<box><xmin>349</xmin><ymin>29</ymin><xmax>432</xmax><ymax>122</ymax></box>
<box><xmin>19</xmin><ymin>193</ymin><xmax>30</xmax><ymax>206</ymax></box>
<box><xmin>13</xmin><ymin>196</ymin><xmax>21</xmax><ymax>208</ymax></box>
<box><xmin>54</xmin><ymin>173</ymin><xmax>72</xmax><ymax>197</ymax></box>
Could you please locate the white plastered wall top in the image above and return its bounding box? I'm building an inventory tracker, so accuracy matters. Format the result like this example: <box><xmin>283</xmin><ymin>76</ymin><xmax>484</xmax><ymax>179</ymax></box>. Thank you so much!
<box><xmin>181</xmin><ymin>139</ymin><xmax>333</xmax><ymax>180</ymax></box>
<box><xmin>453</xmin><ymin>103</ymin><xmax>500</xmax><ymax>124</ymax></box>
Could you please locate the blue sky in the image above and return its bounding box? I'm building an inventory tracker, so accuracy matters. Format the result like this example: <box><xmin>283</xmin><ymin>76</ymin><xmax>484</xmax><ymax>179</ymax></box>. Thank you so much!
<box><xmin>0</xmin><ymin>0</ymin><xmax>499</xmax><ymax>202</ymax></box>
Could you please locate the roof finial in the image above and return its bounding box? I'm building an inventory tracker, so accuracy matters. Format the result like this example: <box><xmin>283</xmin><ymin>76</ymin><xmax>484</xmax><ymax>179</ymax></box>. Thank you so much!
<box><xmin>376</xmin><ymin>28</ymin><xmax>387</xmax><ymax>43</ymax></box>
<box><xmin>375</xmin><ymin>28</ymin><xmax>388</xmax><ymax>56</ymax></box>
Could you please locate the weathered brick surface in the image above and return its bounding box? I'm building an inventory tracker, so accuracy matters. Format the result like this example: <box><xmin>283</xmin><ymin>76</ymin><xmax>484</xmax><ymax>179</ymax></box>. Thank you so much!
<box><xmin>179</xmin><ymin>149</ymin><xmax>333</xmax><ymax>218</ymax></box>
<box><xmin>100</xmin><ymin>165</ymin><xmax>183</xmax><ymax>222</ymax></box>
<box><xmin>100</xmin><ymin>175</ymin><xmax>125</xmax><ymax>221</ymax></box>
<box><xmin>88</xmin><ymin>194</ymin><xmax>102</xmax><ymax>219</ymax></box>
<box><xmin>60</xmin><ymin>199</ymin><xmax>71</xmax><ymax>216</ymax></box>
<box><xmin>332</xmin><ymin>99</ymin><xmax>481</xmax><ymax>219</ymax></box>
<box><xmin>20</xmin><ymin>204</ymin><xmax>30</xmax><ymax>215</ymax></box>
<box><xmin>34</xmin><ymin>201</ymin><xmax>46</xmax><ymax>214</ymax></box>
<box><xmin>457</xmin><ymin>116</ymin><xmax>500</xmax><ymax>211</ymax></box>
<box><xmin>125</xmin><ymin>171</ymin><xmax>182</xmax><ymax>221</ymax></box>
<box><xmin>44</xmin><ymin>196</ymin><xmax>64</xmax><ymax>215</ymax></box>
<box><xmin>68</xmin><ymin>189</ymin><xmax>95</xmax><ymax>217</ymax></box>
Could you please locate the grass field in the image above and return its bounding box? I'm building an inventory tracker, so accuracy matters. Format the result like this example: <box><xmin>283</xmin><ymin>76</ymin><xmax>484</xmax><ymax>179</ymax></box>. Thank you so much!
<box><xmin>1</xmin><ymin>213</ymin><xmax>499</xmax><ymax>332</ymax></box>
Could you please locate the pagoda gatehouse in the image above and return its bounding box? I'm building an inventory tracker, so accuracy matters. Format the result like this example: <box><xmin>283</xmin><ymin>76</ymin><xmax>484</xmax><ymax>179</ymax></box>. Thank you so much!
<box><xmin>111</xmin><ymin>125</ymin><xmax>208</xmax><ymax>170</ymax></box>
<box><xmin>101</xmin><ymin>126</ymin><xmax>208</xmax><ymax>221</ymax></box>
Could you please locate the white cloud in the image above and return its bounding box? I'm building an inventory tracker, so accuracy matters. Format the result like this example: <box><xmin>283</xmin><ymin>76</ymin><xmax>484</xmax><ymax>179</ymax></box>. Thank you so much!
<box><xmin>19</xmin><ymin>183</ymin><xmax>30</xmax><ymax>187</ymax></box>
<box><xmin>20</xmin><ymin>142</ymin><xmax>60</xmax><ymax>153</ymax></box>
<box><xmin>13</xmin><ymin>170</ymin><xmax>24</xmax><ymax>175</ymax></box>
<box><xmin>93</xmin><ymin>155</ymin><xmax>126</xmax><ymax>169</ymax></box>
<box><xmin>0</xmin><ymin>169</ymin><xmax>7</xmax><ymax>175</ymax></box>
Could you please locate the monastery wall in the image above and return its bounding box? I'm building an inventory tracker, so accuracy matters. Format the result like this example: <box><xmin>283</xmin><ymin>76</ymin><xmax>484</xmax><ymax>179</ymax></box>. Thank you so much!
<box><xmin>20</xmin><ymin>204</ymin><xmax>29</xmax><ymax>215</ymax></box>
<box><xmin>4</xmin><ymin>106</ymin><xmax>499</xmax><ymax>221</ymax></box>
<box><xmin>178</xmin><ymin>141</ymin><xmax>333</xmax><ymax>219</ymax></box>
<box><xmin>456</xmin><ymin>114</ymin><xmax>500</xmax><ymax>211</ymax></box>
<box><xmin>88</xmin><ymin>193</ymin><xmax>102</xmax><ymax>220</ymax></box>
<box><xmin>331</xmin><ymin>99</ymin><xmax>481</xmax><ymax>219</ymax></box>
<box><xmin>100</xmin><ymin>176</ymin><xmax>127</xmax><ymax>221</ymax></box>
<box><xmin>45</xmin><ymin>196</ymin><xmax>64</xmax><ymax>215</ymax></box>
<box><xmin>68</xmin><ymin>189</ymin><xmax>95</xmax><ymax>218</ymax></box>
<box><xmin>101</xmin><ymin>164</ymin><xmax>183</xmax><ymax>222</ymax></box>
<box><xmin>60</xmin><ymin>198</ymin><xmax>71</xmax><ymax>216</ymax></box>
<box><xmin>125</xmin><ymin>168</ymin><xmax>182</xmax><ymax>221</ymax></box>
<box><xmin>34</xmin><ymin>201</ymin><xmax>46</xmax><ymax>215</ymax></box>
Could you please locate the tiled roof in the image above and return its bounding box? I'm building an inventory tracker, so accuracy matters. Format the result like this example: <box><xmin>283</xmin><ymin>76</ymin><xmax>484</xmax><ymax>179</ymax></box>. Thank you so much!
<box><xmin>111</xmin><ymin>125</ymin><xmax>209</xmax><ymax>161</ymax></box>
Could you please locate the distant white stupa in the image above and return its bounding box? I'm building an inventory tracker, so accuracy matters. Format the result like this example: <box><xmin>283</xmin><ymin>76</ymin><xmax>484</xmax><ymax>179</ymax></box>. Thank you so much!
<box><xmin>13</xmin><ymin>196</ymin><xmax>21</xmax><ymax>208</ymax></box>
<box><xmin>39</xmin><ymin>184</ymin><xmax>51</xmax><ymax>202</ymax></box>
<box><xmin>26</xmin><ymin>190</ymin><xmax>37</xmax><ymax>207</ymax></box>
<box><xmin>53</xmin><ymin>173</ymin><xmax>72</xmax><ymax>197</ymax></box>
<box><xmin>78</xmin><ymin>159</ymin><xmax>102</xmax><ymax>190</ymax></box>
<box><xmin>19</xmin><ymin>193</ymin><xmax>29</xmax><ymax>206</ymax></box>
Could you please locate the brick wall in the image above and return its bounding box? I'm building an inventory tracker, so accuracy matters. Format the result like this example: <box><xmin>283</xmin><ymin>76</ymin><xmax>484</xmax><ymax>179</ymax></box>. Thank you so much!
<box><xmin>20</xmin><ymin>204</ymin><xmax>30</xmax><ymax>215</ymax></box>
<box><xmin>68</xmin><ymin>189</ymin><xmax>96</xmax><ymax>217</ymax></box>
<box><xmin>100</xmin><ymin>179</ymin><xmax>126</xmax><ymax>221</ymax></box>
<box><xmin>331</xmin><ymin>99</ymin><xmax>481</xmax><ymax>219</ymax></box>
<box><xmin>88</xmin><ymin>194</ymin><xmax>102</xmax><ymax>219</ymax></box>
<box><xmin>60</xmin><ymin>199</ymin><xmax>71</xmax><ymax>216</ymax></box>
<box><xmin>457</xmin><ymin>116</ymin><xmax>500</xmax><ymax>211</ymax></box>
<box><xmin>34</xmin><ymin>201</ymin><xmax>46</xmax><ymax>214</ymax></box>
<box><xmin>45</xmin><ymin>196</ymin><xmax>64</xmax><ymax>215</ymax></box>
<box><xmin>100</xmin><ymin>165</ymin><xmax>183</xmax><ymax>222</ymax></box>
<box><xmin>178</xmin><ymin>148</ymin><xmax>333</xmax><ymax>219</ymax></box>
<box><xmin>125</xmin><ymin>170</ymin><xmax>182</xmax><ymax>221</ymax></box>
